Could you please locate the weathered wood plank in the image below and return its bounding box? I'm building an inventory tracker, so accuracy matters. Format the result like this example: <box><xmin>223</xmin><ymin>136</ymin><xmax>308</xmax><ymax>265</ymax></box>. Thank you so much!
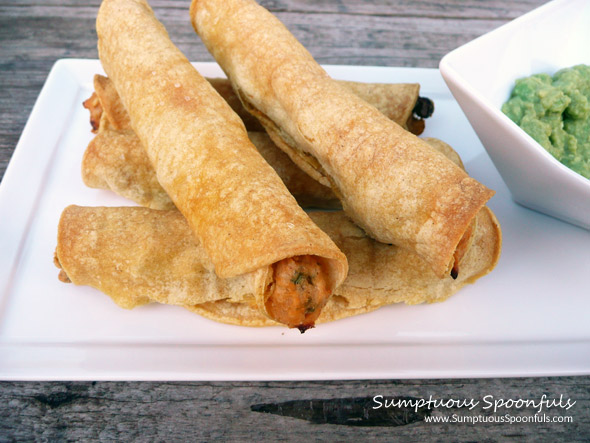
<box><xmin>0</xmin><ymin>13</ymin><xmax>502</xmax><ymax>65</ymax></box>
<box><xmin>1</xmin><ymin>378</ymin><xmax>588</xmax><ymax>441</ymax></box>
<box><xmin>1</xmin><ymin>0</ymin><xmax>547</xmax><ymax>19</ymax></box>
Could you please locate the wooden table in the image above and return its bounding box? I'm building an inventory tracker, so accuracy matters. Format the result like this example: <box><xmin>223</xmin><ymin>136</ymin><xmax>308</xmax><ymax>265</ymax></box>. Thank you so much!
<box><xmin>1</xmin><ymin>0</ymin><xmax>588</xmax><ymax>440</ymax></box>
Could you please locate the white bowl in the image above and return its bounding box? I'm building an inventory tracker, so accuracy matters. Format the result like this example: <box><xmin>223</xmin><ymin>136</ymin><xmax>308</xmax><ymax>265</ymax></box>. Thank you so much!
<box><xmin>439</xmin><ymin>0</ymin><xmax>590</xmax><ymax>230</ymax></box>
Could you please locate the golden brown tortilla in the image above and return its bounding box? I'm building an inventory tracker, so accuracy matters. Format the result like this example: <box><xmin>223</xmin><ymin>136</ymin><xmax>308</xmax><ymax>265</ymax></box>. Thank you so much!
<box><xmin>81</xmin><ymin>125</ymin><xmax>463</xmax><ymax>213</ymax></box>
<box><xmin>95</xmin><ymin>0</ymin><xmax>348</xmax><ymax>330</ymax></box>
<box><xmin>188</xmin><ymin>207</ymin><xmax>501</xmax><ymax>326</ymax></box>
<box><xmin>91</xmin><ymin>74</ymin><xmax>431</xmax><ymax>134</ymax></box>
<box><xmin>82</xmin><ymin>128</ymin><xmax>177</xmax><ymax>210</ymax></box>
<box><xmin>190</xmin><ymin>0</ymin><xmax>494</xmax><ymax>277</ymax></box>
<box><xmin>82</xmin><ymin>71</ymin><xmax>434</xmax><ymax>210</ymax></box>
<box><xmin>82</xmin><ymin>126</ymin><xmax>339</xmax><ymax>210</ymax></box>
<box><xmin>55</xmin><ymin>205</ymin><xmax>501</xmax><ymax>327</ymax></box>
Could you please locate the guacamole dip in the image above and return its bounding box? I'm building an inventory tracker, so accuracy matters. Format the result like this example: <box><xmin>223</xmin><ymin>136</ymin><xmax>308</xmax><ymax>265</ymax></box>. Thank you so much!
<box><xmin>502</xmin><ymin>64</ymin><xmax>590</xmax><ymax>179</ymax></box>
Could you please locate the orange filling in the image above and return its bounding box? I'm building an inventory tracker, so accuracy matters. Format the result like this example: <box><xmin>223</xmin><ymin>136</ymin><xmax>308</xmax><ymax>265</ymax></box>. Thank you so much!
<box><xmin>266</xmin><ymin>255</ymin><xmax>331</xmax><ymax>332</ymax></box>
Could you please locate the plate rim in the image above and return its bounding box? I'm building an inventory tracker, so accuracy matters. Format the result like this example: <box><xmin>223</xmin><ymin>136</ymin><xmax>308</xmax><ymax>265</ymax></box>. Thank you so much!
<box><xmin>1</xmin><ymin>59</ymin><xmax>589</xmax><ymax>381</ymax></box>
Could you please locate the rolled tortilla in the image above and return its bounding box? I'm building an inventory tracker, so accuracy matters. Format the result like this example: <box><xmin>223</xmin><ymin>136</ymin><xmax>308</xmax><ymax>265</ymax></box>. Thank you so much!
<box><xmin>81</xmin><ymin>103</ymin><xmax>479</xmax><ymax>278</ymax></box>
<box><xmin>82</xmin><ymin>126</ymin><xmax>339</xmax><ymax>210</ymax></box>
<box><xmin>337</xmin><ymin>80</ymin><xmax>433</xmax><ymax>136</ymax></box>
<box><xmin>81</xmin><ymin>125</ymin><xmax>462</xmax><ymax>212</ymax></box>
<box><xmin>81</xmin><ymin>77</ymin><xmax>439</xmax><ymax>210</ymax></box>
<box><xmin>190</xmin><ymin>0</ymin><xmax>495</xmax><ymax>277</ymax></box>
<box><xmin>55</xmin><ymin>205</ymin><xmax>501</xmax><ymax>327</ymax></box>
<box><xmin>88</xmin><ymin>74</ymin><xmax>432</xmax><ymax>134</ymax></box>
<box><xmin>88</xmin><ymin>73</ymin><xmax>262</xmax><ymax>132</ymax></box>
<box><xmin>82</xmin><ymin>128</ymin><xmax>178</xmax><ymax>210</ymax></box>
<box><xmin>83</xmin><ymin>70</ymin><xmax>477</xmax><ymax>276</ymax></box>
<box><xmin>96</xmin><ymin>0</ymin><xmax>348</xmax><ymax>330</ymax></box>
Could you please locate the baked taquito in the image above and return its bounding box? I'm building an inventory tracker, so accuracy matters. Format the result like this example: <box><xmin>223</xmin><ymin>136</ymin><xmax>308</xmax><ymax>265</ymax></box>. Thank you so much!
<box><xmin>81</xmin><ymin>122</ymin><xmax>463</xmax><ymax>213</ymax></box>
<box><xmin>82</xmin><ymin>79</ymin><xmax>338</xmax><ymax>209</ymax></box>
<box><xmin>87</xmin><ymin>74</ymin><xmax>432</xmax><ymax>135</ymax></box>
<box><xmin>190</xmin><ymin>0</ymin><xmax>495</xmax><ymax>277</ymax></box>
<box><xmin>81</xmin><ymin>73</ymin><xmax>434</xmax><ymax>210</ymax></box>
<box><xmin>96</xmin><ymin>0</ymin><xmax>348</xmax><ymax>331</ymax></box>
<box><xmin>55</xmin><ymin>205</ymin><xmax>501</xmax><ymax>327</ymax></box>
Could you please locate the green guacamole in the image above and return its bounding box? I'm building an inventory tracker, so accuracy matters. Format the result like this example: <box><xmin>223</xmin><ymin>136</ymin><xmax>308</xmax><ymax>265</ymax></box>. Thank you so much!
<box><xmin>502</xmin><ymin>64</ymin><xmax>590</xmax><ymax>179</ymax></box>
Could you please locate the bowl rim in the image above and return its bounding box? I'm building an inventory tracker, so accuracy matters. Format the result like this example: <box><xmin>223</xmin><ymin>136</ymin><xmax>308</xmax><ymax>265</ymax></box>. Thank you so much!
<box><xmin>439</xmin><ymin>0</ymin><xmax>590</xmax><ymax>190</ymax></box>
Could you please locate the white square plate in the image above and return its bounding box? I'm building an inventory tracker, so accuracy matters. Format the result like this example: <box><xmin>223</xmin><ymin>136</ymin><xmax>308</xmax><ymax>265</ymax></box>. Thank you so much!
<box><xmin>1</xmin><ymin>60</ymin><xmax>589</xmax><ymax>380</ymax></box>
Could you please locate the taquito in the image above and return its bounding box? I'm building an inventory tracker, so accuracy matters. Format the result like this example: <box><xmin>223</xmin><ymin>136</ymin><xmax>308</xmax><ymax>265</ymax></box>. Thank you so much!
<box><xmin>81</xmin><ymin>88</ymin><xmax>338</xmax><ymax>209</ymax></box>
<box><xmin>87</xmin><ymin>74</ymin><xmax>433</xmax><ymax>135</ymax></box>
<box><xmin>83</xmin><ymin>69</ymin><xmax>475</xmax><ymax>276</ymax></box>
<box><xmin>190</xmin><ymin>0</ymin><xmax>495</xmax><ymax>277</ymax></box>
<box><xmin>96</xmin><ymin>0</ymin><xmax>348</xmax><ymax>331</ymax></box>
<box><xmin>55</xmin><ymin>205</ymin><xmax>501</xmax><ymax>327</ymax></box>
<box><xmin>81</xmin><ymin>121</ymin><xmax>476</xmax><ymax>277</ymax></box>
<box><xmin>81</xmin><ymin>74</ymin><xmax>433</xmax><ymax>210</ymax></box>
<box><xmin>82</xmin><ymin>124</ymin><xmax>460</xmax><ymax>212</ymax></box>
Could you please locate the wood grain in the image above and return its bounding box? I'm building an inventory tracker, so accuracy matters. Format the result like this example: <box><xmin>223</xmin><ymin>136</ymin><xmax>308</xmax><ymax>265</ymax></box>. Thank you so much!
<box><xmin>1</xmin><ymin>378</ymin><xmax>588</xmax><ymax>440</ymax></box>
<box><xmin>2</xmin><ymin>0</ymin><xmax>589</xmax><ymax>440</ymax></box>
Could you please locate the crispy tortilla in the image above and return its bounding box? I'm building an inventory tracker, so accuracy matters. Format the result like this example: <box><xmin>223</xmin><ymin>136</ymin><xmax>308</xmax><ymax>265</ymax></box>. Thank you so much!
<box><xmin>90</xmin><ymin>74</ymin><xmax>431</xmax><ymax>135</ymax></box>
<box><xmin>82</xmin><ymin>126</ymin><xmax>339</xmax><ymax>210</ymax></box>
<box><xmin>81</xmin><ymin>125</ymin><xmax>460</xmax><ymax>212</ymax></box>
<box><xmin>95</xmin><ymin>0</ymin><xmax>348</xmax><ymax>330</ymax></box>
<box><xmin>190</xmin><ymin>0</ymin><xmax>494</xmax><ymax>277</ymax></box>
<box><xmin>82</xmin><ymin>72</ymin><xmax>435</xmax><ymax>210</ymax></box>
<box><xmin>55</xmin><ymin>206</ymin><xmax>501</xmax><ymax>327</ymax></box>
